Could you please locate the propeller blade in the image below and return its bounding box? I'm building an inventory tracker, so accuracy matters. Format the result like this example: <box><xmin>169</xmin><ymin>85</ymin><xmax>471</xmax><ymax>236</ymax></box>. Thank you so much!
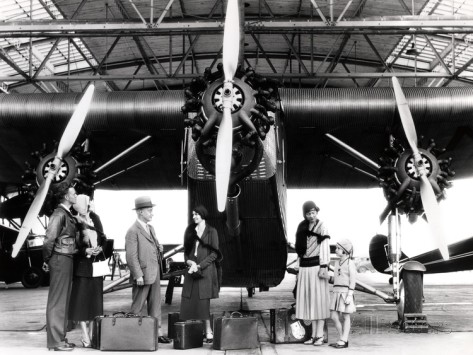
<box><xmin>57</xmin><ymin>84</ymin><xmax>95</xmax><ymax>157</ymax></box>
<box><xmin>11</xmin><ymin>174</ymin><xmax>53</xmax><ymax>257</ymax></box>
<box><xmin>420</xmin><ymin>175</ymin><xmax>450</xmax><ymax>260</ymax></box>
<box><xmin>215</xmin><ymin>0</ymin><xmax>240</xmax><ymax>211</ymax></box>
<box><xmin>215</xmin><ymin>107</ymin><xmax>233</xmax><ymax>212</ymax></box>
<box><xmin>391</xmin><ymin>77</ymin><xmax>418</xmax><ymax>153</ymax></box>
<box><xmin>222</xmin><ymin>0</ymin><xmax>240</xmax><ymax>81</ymax></box>
<box><xmin>11</xmin><ymin>85</ymin><xmax>95</xmax><ymax>258</ymax></box>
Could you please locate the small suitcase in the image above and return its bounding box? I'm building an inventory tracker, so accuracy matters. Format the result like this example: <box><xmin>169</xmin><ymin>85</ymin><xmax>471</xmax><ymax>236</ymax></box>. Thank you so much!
<box><xmin>173</xmin><ymin>320</ymin><xmax>204</xmax><ymax>350</ymax></box>
<box><xmin>92</xmin><ymin>312</ymin><xmax>158</xmax><ymax>351</ymax></box>
<box><xmin>270</xmin><ymin>304</ymin><xmax>312</xmax><ymax>343</ymax></box>
<box><xmin>168</xmin><ymin>312</ymin><xmax>182</xmax><ymax>340</ymax></box>
<box><xmin>213</xmin><ymin>312</ymin><xmax>259</xmax><ymax>350</ymax></box>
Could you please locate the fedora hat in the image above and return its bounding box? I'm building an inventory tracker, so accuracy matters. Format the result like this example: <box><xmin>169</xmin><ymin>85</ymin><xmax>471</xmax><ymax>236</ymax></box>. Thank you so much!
<box><xmin>133</xmin><ymin>196</ymin><xmax>155</xmax><ymax>210</ymax></box>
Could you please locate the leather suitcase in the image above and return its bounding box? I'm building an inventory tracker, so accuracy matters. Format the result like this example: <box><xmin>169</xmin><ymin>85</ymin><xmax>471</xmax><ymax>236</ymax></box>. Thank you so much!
<box><xmin>173</xmin><ymin>320</ymin><xmax>204</xmax><ymax>350</ymax></box>
<box><xmin>92</xmin><ymin>313</ymin><xmax>158</xmax><ymax>351</ymax></box>
<box><xmin>213</xmin><ymin>312</ymin><xmax>259</xmax><ymax>350</ymax></box>
<box><xmin>168</xmin><ymin>312</ymin><xmax>182</xmax><ymax>340</ymax></box>
<box><xmin>270</xmin><ymin>304</ymin><xmax>312</xmax><ymax>343</ymax></box>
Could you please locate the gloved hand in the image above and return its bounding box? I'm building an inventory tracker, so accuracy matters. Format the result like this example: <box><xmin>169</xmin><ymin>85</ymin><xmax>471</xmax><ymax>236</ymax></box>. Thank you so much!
<box><xmin>318</xmin><ymin>267</ymin><xmax>329</xmax><ymax>279</ymax></box>
<box><xmin>345</xmin><ymin>294</ymin><xmax>353</xmax><ymax>305</ymax></box>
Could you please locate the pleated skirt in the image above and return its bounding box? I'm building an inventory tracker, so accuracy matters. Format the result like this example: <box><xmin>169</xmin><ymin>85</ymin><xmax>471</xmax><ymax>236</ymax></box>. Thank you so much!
<box><xmin>295</xmin><ymin>265</ymin><xmax>330</xmax><ymax>320</ymax></box>
<box><xmin>330</xmin><ymin>292</ymin><xmax>356</xmax><ymax>314</ymax></box>
<box><xmin>69</xmin><ymin>276</ymin><xmax>103</xmax><ymax>321</ymax></box>
<box><xmin>180</xmin><ymin>280</ymin><xmax>210</xmax><ymax>321</ymax></box>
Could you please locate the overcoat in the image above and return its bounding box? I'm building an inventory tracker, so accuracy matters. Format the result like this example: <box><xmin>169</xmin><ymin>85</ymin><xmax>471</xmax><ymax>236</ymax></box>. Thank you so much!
<box><xmin>125</xmin><ymin>221</ymin><xmax>162</xmax><ymax>285</ymax></box>
<box><xmin>73</xmin><ymin>212</ymin><xmax>108</xmax><ymax>278</ymax></box>
<box><xmin>182</xmin><ymin>224</ymin><xmax>220</xmax><ymax>299</ymax></box>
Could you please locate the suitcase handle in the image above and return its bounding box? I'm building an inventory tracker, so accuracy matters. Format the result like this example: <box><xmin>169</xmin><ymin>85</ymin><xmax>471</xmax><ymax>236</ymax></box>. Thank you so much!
<box><xmin>111</xmin><ymin>313</ymin><xmax>144</xmax><ymax>326</ymax></box>
<box><xmin>112</xmin><ymin>312</ymin><xmax>127</xmax><ymax>317</ymax></box>
<box><xmin>230</xmin><ymin>311</ymin><xmax>243</xmax><ymax>318</ymax></box>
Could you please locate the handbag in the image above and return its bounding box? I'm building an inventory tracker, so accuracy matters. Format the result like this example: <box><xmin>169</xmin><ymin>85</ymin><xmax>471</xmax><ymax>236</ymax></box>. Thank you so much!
<box><xmin>93</xmin><ymin>252</ymin><xmax>110</xmax><ymax>277</ymax></box>
<box><xmin>189</xmin><ymin>269</ymin><xmax>203</xmax><ymax>280</ymax></box>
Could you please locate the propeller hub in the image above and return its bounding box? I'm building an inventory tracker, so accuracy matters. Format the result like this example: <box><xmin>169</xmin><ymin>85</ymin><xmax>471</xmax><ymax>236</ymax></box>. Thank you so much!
<box><xmin>212</xmin><ymin>82</ymin><xmax>245</xmax><ymax>115</ymax></box>
<box><xmin>404</xmin><ymin>151</ymin><xmax>433</xmax><ymax>180</ymax></box>
<box><xmin>37</xmin><ymin>153</ymin><xmax>77</xmax><ymax>186</ymax></box>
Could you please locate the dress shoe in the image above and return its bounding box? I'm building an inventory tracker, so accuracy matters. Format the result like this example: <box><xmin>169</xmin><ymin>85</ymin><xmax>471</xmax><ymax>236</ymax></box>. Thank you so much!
<box><xmin>48</xmin><ymin>344</ymin><xmax>74</xmax><ymax>351</ymax></box>
<box><xmin>333</xmin><ymin>340</ymin><xmax>349</xmax><ymax>348</ymax></box>
<box><xmin>313</xmin><ymin>336</ymin><xmax>325</xmax><ymax>346</ymax></box>
<box><xmin>158</xmin><ymin>336</ymin><xmax>172</xmax><ymax>344</ymax></box>
<box><xmin>204</xmin><ymin>332</ymin><xmax>213</xmax><ymax>343</ymax></box>
<box><xmin>64</xmin><ymin>338</ymin><xmax>75</xmax><ymax>348</ymax></box>
<box><xmin>81</xmin><ymin>338</ymin><xmax>92</xmax><ymax>348</ymax></box>
<box><xmin>304</xmin><ymin>337</ymin><xmax>315</xmax><ymax>345</ymax></box>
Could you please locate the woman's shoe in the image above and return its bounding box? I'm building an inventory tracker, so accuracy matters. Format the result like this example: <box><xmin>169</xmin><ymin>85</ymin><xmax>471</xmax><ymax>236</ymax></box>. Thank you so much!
<box><xmin>205</xmin><ymin>332</ymin><xmax>213</xmax><ymax>343</ymax></box>
<box><xmin>80</xmin><ymin>338</ymin><xmax>91</xmax><ymax>348</ymax></box>
<box><xmin>313</xmin><ymin>336</ymin><xmax>325</xmax><ymax>346</ymax></box>
<box><xmin>333</xmin><ymin>340</ymin><xmax>349</xmax><ymax>348</ymax></box>
<box><xmin>304</xmin><ymin>337</ymin><xmax>315</xmax><ymax>345</ymax></box>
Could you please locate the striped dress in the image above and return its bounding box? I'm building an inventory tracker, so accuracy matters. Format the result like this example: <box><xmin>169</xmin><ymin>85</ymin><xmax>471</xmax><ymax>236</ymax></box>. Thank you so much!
<box><xmin>295</xmin><ymin>220</ymin><xmax>331</xmax><ymax>321</ymax></box>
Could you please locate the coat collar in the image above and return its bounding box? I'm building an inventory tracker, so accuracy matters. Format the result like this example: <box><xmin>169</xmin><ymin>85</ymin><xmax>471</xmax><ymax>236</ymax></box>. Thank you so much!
<box><xmin>134</xmin><ymin>220</ymin><xmax>156</xmax><ymax>243</ymax></box>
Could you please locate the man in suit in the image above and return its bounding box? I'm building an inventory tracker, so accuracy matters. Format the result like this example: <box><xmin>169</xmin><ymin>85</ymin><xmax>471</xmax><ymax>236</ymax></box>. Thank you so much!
<box><xmin>125</xmin><ymin>196</ymin><xmax>171</xmax><ymax>344</ymax></box>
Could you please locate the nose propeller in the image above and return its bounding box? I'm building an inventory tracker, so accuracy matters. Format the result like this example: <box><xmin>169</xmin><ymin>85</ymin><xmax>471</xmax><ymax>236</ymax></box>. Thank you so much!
<box><xmin>391</xmin><ymin>77</ymin><xmax>449</xmax><ymax>260</ymax></box>
<box><xmin>215</xmin><ymin>0</ymin><xmax>240</xmax><ymax>212</ymax></box>
<box><xmin>11</xmin><ymin>84</ymin><xmax>95</xmax><ymax>258</ymax></box>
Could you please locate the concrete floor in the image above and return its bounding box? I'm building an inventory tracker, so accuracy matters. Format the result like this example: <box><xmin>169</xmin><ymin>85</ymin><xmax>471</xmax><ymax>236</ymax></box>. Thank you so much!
<box><xmin>1</xmin><ymin>271</ymin><xmax>472</xmax><ymax>355</ymax></box>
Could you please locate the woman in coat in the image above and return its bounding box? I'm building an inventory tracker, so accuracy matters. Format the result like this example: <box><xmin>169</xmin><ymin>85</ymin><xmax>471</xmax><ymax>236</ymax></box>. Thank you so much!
<box><xmin>180</xmin><ymin>204</ymin><xmax>221</xmax><ymax>342</ymax></box>
<box><xmin>295</xmin><ymin>201</ymin><xmax>331</xmax><ymax>346</ymax></box>
<box><xmin>68</xmin><ymin>195</ymin><xmax>107</xmax><ymax>348</ymax></box>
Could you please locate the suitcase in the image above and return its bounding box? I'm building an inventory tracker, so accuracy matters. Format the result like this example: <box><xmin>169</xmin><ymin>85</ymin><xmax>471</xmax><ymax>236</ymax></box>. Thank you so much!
<box><xmin>173</xmin><ymin>320</ymin><xmax>204</xmax><ymax>350</ymax></box>
<box><xmin>92</xmin><ymin>312</ymin><xmax>158</xmax><ymax>351</ymax></box>
<box><xmin>213</xmin><ymin>312</ymin><xmax>259</xmax><ymax>350</ymax></box>
<box><xmin>168</xmin><ymin>312</ymin><xmax>182</xmax><ymax>340</ymax></box>
<box><xmin>270</xmin><ymin>304</ymin><xmax>312</xmax><ymax>343</ymax></box>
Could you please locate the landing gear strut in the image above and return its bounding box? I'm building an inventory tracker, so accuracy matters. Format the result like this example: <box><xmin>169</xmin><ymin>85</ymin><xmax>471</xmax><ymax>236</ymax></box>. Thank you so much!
<box><xmin>388</xmin><ymin>210</ymin><xmax>426</xmax><ymax>330</ymax></box>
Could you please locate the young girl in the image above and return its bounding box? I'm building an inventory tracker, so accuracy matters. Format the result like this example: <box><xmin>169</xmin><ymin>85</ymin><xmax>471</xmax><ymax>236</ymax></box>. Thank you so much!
<box><xmin>330</xmin><ymin>239</ymin><xmax>357</xmax><ymax>349</ymax></box>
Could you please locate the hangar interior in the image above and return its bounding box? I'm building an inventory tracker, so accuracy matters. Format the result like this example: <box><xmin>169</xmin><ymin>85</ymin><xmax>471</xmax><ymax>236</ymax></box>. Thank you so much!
<box><xmin>1</xmin><ymin>0</ymin><xmax>473</xmax><ymax>94</ymax></box>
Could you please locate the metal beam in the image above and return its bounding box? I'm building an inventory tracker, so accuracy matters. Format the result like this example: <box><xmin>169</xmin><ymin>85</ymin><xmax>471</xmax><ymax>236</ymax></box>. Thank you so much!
<box><xmin>423</xmin><ymin>35</ymin><xmax>452</xmax><ymax>74</ymax></box>
<box><xmin>0</xmin><ymin>50</ymin><xmax>47</xmax><ymax>92</ymax></box>
<box><xmin>320</xmin><ymin>35</ymin><xmax>350</xmax><ymax>87</ymax></box>
<box><xmin>250</xmin><ymin>33</ymin><xmax>277</xmax><ymax>73</ymax></box>
<box><xmin>2</xmin><ymin>72</ymin><xmax>469</xmax><ymax>83</ymax></box>
<box><xmin>3</xmin><ymin>17</ymin><xmax>473</xmax><ymax>35</ymax></box>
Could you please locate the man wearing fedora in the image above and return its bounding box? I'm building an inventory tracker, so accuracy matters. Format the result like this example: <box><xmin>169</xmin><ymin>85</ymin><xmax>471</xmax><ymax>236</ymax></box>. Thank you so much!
<box><xmin>125</xmin><ymin>196</ymin><xmax>171</xmax><ymax>344</ymax></box>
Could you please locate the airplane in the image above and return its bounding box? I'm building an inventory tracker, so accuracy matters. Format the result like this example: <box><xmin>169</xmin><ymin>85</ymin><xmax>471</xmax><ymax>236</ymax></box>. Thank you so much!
<box><xmin>1</xmin><ymin>0</ymin><xmax>473</xmax><ymax>330</ymax></box>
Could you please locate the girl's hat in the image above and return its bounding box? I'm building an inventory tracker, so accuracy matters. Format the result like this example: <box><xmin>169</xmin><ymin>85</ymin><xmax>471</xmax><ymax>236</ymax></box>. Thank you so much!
<box><xmin>337</xmin><ymin>239</ymin><xmax>353</xmax><ymax>256</ymax></box>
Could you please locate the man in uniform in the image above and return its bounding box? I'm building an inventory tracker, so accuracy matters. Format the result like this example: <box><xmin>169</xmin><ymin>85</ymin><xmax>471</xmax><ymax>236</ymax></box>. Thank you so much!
<box><xmin>42</xmin><ymin>182</ymin><xmax>79</xmax><ymax>351</ymax></box>
<box><xmin>125</xmin><ymin>196</ymin><xmax>171</xmax><ymax>344</ymax></box>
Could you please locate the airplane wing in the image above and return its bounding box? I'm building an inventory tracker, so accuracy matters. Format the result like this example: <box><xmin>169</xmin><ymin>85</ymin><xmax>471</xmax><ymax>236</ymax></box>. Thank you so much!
<box><xmin>281</xmin><ymin>88</ymin><xmax>473</xmax><ymax>188</ymax></box>
<box><xmin>0</xmin><ymin>92</ymin><xmax>185</xmax><ymax>194</ymax></box>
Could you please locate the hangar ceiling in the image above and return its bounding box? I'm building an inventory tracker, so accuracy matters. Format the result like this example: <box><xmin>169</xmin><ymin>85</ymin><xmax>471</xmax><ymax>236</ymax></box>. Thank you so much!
<box><xmin>1</xmin><ymin>0</ymin><xmax>473</xmax><ymax>94</ymax></box>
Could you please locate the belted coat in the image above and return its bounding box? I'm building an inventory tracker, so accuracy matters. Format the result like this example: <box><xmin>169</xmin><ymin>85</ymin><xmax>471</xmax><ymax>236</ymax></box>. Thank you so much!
<box><xmin>182</xmin><ymin>224</ymin><xmax>220</xmax><ymax>299</ymax></box>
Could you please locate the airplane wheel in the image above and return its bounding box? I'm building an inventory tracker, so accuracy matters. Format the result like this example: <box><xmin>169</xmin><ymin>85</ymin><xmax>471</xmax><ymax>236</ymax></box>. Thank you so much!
<box><xmin>21</xmin><ymin>266</ymin><xmax>44</xmax><ymax>289</ymax></box>
<box><xmin>397</xmin><ymin>270</ymin><xmax>423</xmax><ymax>321</ymax></box>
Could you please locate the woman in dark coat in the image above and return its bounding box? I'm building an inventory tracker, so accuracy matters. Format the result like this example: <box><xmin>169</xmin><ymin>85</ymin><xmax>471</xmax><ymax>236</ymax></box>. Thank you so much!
<box><xmin>68</xmin><ymin>195</ymin><xmax>107</xmax><ymax>348</ymax></box>
<box><xmin>180</xmin><ymin>205</ymin><xmax>221</xmax><ymax>342</ymax></box>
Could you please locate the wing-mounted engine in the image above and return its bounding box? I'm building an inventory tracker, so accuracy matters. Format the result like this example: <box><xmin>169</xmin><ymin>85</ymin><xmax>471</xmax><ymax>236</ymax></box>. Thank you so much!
<box><xmin>0</xmin><ymin>142</ymin><xmax>96</xmax><ymax>220</ymax></box>
<box><xmin>181</xmin><ymin>64</ymin><xmax>279</xmax><ymax>189</ymax></box>
<box><xmin>378</xmin><ymin>136</ymin><xmax>455</xmax><ymax>222</ymax></box>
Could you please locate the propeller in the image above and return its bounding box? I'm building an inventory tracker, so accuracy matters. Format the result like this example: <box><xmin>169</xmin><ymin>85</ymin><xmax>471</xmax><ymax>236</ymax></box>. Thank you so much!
<box><xmin>391</xmin><ymin>77</ymin><xmax>449</xmax><ymax>260</ymax></box>
<box><xmin>215</xmin><ymin>0</ymin><xmax>240</xmax><ymax>212</ymax></box>
<box><xmin>11</xmin><ymin>84</ymin><xmax>95</xmax><ymax>258</ymax></box>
